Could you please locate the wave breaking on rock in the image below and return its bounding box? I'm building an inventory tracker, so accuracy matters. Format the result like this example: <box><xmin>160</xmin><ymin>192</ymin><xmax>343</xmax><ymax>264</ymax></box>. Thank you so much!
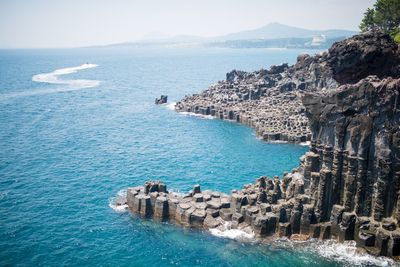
<box><xmin>121</xmin><ymin>30</ymin><xmax>400</xmax><ymax>260</ymax></box>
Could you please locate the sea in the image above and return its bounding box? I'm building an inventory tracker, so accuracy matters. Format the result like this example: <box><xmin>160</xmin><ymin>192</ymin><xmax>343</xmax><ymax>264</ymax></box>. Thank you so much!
<box><xmin>0</xmin><ymin>46</ymin><xmax>396</xmax><ymax>266</ymax></box>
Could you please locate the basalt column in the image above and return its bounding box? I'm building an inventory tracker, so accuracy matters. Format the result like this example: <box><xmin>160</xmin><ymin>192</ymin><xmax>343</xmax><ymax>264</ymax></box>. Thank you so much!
<box><xmin>343</xmin><ymin>156</ymin><xmax>358</xmax><ymax>212</ymax></box>
<box><xmin>331</xmin><ymin>118</ymin><xmax>347</xmax><ymax>206</ymax></box>
<box><xmin>303</xmin><ymin>76</ymin><xmax>400</xmax><ymax>257</ymax></box>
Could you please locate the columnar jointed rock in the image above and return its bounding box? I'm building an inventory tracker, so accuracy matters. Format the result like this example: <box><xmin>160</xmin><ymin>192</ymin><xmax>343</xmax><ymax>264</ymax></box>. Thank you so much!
<box><xmin>125</xmin><ymin>173</ymin><xmax>313</xmax><ymax>238</ymax></box>
<box><xmin>126</xmin><ymin>181</ymin><xmax>229</xmax><ymax>229</ymax></box>
<box><xmin>175</xmin><ymin>70</ymin><xmax>312</xmax><ymax>143</ymax></box>
<box><xmin>174</xmin><ymin>30</ymin><xmax>400</xmax><ymax>145</ymax></box>
<box><xmin>301</xmin><ymin>76</ymin><xmax>400</xmax><ymax>257</ymax></box>
<box><xmin>123</xmin><ymin>30</ymin><xmax>400</xmax><ymax>258</ymax></box>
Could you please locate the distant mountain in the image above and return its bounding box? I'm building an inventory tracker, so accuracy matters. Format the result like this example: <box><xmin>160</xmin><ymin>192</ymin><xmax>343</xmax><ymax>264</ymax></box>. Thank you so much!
<box><xmin>94</xmin><ymin>23</ymin><xmax>357</xmax><ymax>49</ymax></box>
<box><xmin>216</xmin><ymin>22</ymin><xmax>357</xmax><ymax>40</ymax></box>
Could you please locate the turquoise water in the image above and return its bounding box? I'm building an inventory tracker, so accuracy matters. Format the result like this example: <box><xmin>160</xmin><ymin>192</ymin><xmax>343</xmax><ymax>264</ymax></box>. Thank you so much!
<box><xmin>0</xmin><ymin>47</ymin><xmax>387</xmax><ymax>266</ymax></box>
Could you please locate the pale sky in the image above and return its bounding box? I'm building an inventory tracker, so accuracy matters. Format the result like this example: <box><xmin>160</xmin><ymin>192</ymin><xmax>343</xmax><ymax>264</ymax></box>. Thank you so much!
<box><xmin>0</xmin><ymin>0</ymin><xmax>375</xmax><ymax>48</ymax></box>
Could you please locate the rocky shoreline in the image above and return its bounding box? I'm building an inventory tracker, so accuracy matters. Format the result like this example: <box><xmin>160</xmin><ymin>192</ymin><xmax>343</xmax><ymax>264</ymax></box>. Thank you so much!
<box><xmin>175</xmin><ymin>64</ymin><xmax>312</xmax><ymax>143</ymax></box>
<box><xmin>122</xmin><ymin>30</ymin><xmax>400</xmax><ymax>259</ymax></box>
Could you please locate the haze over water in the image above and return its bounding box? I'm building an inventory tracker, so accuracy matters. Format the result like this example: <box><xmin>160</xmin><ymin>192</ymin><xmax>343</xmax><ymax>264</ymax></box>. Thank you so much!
<box><xmin>0</xmin><ymin>47</ymin><xmax>393</xmax><ymax>266</ymax></box>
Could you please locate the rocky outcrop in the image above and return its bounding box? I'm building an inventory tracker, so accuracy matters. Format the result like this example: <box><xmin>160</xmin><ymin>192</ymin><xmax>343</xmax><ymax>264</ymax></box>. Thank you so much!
<box><xmin>155</xmin><ymin>95</ymin><xmax>168</xmax><ymax>104</ymax></box>
<box><xmin>175</xmin><ymin>30</ymin><xmax>400</xmax><ymax>144</ymax></box>
<box><xmin>326</xmin><ymin>30</ymin><xmax>400</xmax><ymax>84</ymax></box>
<box><xmin>123</xmin><ymin>30</ymin><xmax>400</xmax><ymax>258</ymax></box>
<box><xmin>300</xmin><ymin>76</ymin><xmax>400</xmax><ymax>257</ymax></box>
<box><xmin>175</xmin><ymin>67</ymin><xmax>312</xmax><ymax>143</ymax></box>
<box><xmin>175</xmin><ymin>62</ymin><xmax>313</xmax><ymax>143</ymax></box>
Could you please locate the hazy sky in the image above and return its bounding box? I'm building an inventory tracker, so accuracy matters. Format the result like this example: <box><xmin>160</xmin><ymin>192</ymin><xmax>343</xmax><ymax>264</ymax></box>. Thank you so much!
<box><xmin>0</xmin><ymin>0</ymin><xmax>375</xmax><ymax>48</ymax></box>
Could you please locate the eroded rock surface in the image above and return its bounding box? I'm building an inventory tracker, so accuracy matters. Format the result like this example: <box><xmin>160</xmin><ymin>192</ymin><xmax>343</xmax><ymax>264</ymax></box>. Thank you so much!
<box><xmin>175</xmin><ymin>30</ymin><xmax>400</xmax><ymax>144</ymax></box>
<box><xmin>124</xmin><ymin>30</ymin><xmax>400</xmax><ymax>258</ymax></box>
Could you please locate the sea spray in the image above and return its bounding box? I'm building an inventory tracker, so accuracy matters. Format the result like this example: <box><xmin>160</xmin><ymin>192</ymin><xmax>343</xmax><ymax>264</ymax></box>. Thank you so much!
<box><xmin>164</xmin><ymin>102</ymin><xmax>215</xmax><ymax>120</ymax></box>
<box><xmin>301</xmin><ymin>240</ymin><xmax>396</xmax><ymax>267</ymax></box>
<box><xmin>165</xmin><ymin>102</ymin><xmax>176</xmax><ymax>110</ymax></box>
<box><xmin>209</xmin><ymin>222</ymin><xmax>255</xmax><ymax>240</ymax></box>
<box><xmin>109</xmin><ymin>189</ymin><xmax>128</xmax><ymax>213</ymax></box>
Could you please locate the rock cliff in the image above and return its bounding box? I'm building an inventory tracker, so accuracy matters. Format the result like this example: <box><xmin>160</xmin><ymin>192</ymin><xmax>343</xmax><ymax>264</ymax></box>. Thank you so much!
<box><xmin>123</xmin><ymin>30</ymin><xmax>400</xmax><ymax>258</ymax></box>
<box><xmin>301</xmin><ymin>76</ymin><xmax>400</xmax><ymax>256</ymax></box>
<box><xmin>175</xmin><ymin>30</ymin><xmax>400</xmax><ymax>144</ymax></box>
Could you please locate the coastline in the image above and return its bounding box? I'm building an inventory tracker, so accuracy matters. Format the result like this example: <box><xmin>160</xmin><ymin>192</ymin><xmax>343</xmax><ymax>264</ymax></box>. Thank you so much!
<box><xmin>168</xmin><ymin>102</ymin><xmax>310</xmax><ymax>146</ymax></box>
<box><xmin>112</xmin><ymin>178</ymin><xmax>398</xmax><ymax>265</ymax></box>
<box><xmin>121</xmin><ymin>30</ymin><xmax>400</xmax><ymax>260</ymax></box>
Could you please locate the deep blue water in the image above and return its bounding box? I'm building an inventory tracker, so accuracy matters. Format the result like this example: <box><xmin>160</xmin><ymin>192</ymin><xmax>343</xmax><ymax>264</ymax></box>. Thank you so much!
<box><xmin>0</xmin><ymin>47</ymin><xmax>389</xmax><ymax>266</ymax></box>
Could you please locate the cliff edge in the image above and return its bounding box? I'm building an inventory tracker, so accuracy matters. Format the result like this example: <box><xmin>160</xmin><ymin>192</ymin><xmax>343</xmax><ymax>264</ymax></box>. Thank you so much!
<box><xmin>123</xmin><ymin>30</ymin><xmax>400</xmax><ymax>258</ymax></box>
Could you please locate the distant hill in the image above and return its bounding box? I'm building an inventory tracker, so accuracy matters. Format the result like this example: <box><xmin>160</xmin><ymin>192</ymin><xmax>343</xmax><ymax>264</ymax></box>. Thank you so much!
<box><xmin>216</xmin><ymin>22</ymin><xmax>357</xmax><ymax>40</ymax></box>
<box><xmin>206</xmin><ymin>36</ymin><xmax>350</xmax><ymax>49</ymax></box>
<box><xmin>94</xmin><ymin>23</ymin><xmax>358</xmax><ymax>49</ymax></box>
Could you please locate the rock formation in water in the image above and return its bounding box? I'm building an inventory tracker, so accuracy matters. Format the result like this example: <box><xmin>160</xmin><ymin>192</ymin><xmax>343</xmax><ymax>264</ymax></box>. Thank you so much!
<box><xmin>155</xmin><ymin>95</ymin><xmax>168</xmax><ymax>104</ymax></box>
<box><xmin>175</xmin><ymin>30</ymin><xmax>400</xmax><ymax>144</ymax></box>
<box><xmin>124</xmin><ymin>30</ymin><xmax>400</xmax><ymax>258</ymax></box>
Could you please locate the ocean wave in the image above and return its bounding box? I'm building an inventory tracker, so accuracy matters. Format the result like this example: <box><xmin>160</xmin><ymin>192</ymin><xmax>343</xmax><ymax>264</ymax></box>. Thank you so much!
<box><xmin>299</xmin><ymin>141</ymin><xmax>311</xmax><ymax>146</ymax></box>
<box><xmin>273</xmin><ymin>238</ymin><xmax>396</xmax><ymax>267</ymax></box>
<box><xmin>32</xmin><ymin>63</ymin><xmax>100</xmax><ymax>88</ymax></box>
<box><xmin>309</xmin><ymin>240</ymin><xmax>396</xmax><ymax>267</ymax></box>
<box><xmin>210</xmin><ymin>225</ymin><xmax>395</xmax><ymax>266</ymax></box>
<box><xmin>109</xmin><ymin>189</ymin><xmax>128</xmax><ymax>213</ymax></box>
<box><xmin>178</xmin><ymin>111</ymin><xmax>215</xmax><ymax>120</ymax></box>
<box><xmin>165</xmin><ymin>102</ymin><xmax>176</xmax><ymax>110</ymax></box>
<box><xmin>209</xmin><ymin>222</ymin><xmax>255</xmax><ymax>240</ymax></box>
<box><xmin>269</xmin><ymin>140</ymin><xmax>289</xmax><ymax>144</ymax></box>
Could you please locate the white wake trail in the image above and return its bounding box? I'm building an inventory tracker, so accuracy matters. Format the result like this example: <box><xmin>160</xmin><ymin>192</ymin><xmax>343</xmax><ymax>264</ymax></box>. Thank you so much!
<box><xmin>32</xmin><ymin>63</ymin><xmax>100</xmax><ymax>88</ymax></box>
<box><xmin>0</xmin><ymin>64</ymin><xmax>101</xmax><ymax>101</ymax></box>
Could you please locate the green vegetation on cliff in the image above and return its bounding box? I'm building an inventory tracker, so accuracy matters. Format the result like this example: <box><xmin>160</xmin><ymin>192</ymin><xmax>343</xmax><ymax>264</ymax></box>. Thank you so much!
<box><xmin>360</xmin><ymin>0</ymin><xmax>400</xmax><ymax>42</ymax></box>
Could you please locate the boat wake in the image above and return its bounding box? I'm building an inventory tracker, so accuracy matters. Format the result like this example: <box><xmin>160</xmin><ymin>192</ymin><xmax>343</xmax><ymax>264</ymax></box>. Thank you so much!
<box><xmin>0</xmin><ymin>64</ymin><xmax>101</xmax><ymax>101</ymax></box>
<box><xmin>32</xmin><ymin>63</ymin><xmax>100</xmax><ymax>88</ymax></box>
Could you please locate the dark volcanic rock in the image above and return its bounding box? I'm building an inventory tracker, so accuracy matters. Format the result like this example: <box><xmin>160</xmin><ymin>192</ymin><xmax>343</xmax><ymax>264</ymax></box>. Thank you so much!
<box><xmin>155</xmin><ymin>95</ymin><xmax>168</xmax><ymax>104</ymax></box>
<box><xmin>326</xmin><ymin>30</ymin><xmax>400</xmax><ymax>84</ymax></box>
<box><xmin>226</xmin><ymin>70</ymin><xmax>247</xmax><ymax>82</ymax></box>
<box><xmin>123</xmin><ymin>30</ymin><xmax>400</xmax><ymax>258</ymax></box>
<box><xmin>267</xmin><ymin>63</ymin><xmax>288</xmax><ymax>74</ymax></box>
<box><xmin>298</xmin><ymin>73</ymin><xmax>400</xmax><ymax>257</ymax></box>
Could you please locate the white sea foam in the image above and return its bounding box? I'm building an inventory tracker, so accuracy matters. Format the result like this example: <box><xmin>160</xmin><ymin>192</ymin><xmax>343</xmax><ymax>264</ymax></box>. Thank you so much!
<box><xmin>299</xmin><ymin>141</ymin><xmax>311</xmax><ymax>146</ymax></box>
<box><xmin>310</xmin><ymin>240</ymin><xmax>396</xmax><ymax>266</ymax></box>
<box><xmin>165</xmin><ymin>102</ymin><xmax>176</xmax><ymax>110</ymax></box>
<box><xmin>0</xmin><ymin>64</ymin><xmax>101</xmax><ymax>101</ymax></box>
<box><xmin>269</xmin><ymin>140</ymin><xmax>289</xmax><ymax>144</ymax></box>
<box><xmin>0</xmin><ymin>64</ymin><xmax>100</xmax><ymax>101</ymax></box>
<box><xmin>210</xmin><ymin>224</ymin><xmax>395</xmax><ymax>266</ymax></box>
<box><xmin>109</xmin><ymin>189</ymin><xmax>128</xmax><ymax>213</ymax></box>
<box><xmin>179</xmin><ymin>111</ymin><xmax>215</xmax><ymax>120</ymax></box>
<box><xmin>109</xmin><ymin>202</ymin><xmax>128</xmax><ymax>213</ymax></box>
<box><xmin>209</xmin><ymin>222</ymin><xmax>255</xmax><ymax>240</ymax></box>
<box><xmin>32</xmin><ymin>63</ymin><xmax>100</xmax><ymax>88</ymax></box>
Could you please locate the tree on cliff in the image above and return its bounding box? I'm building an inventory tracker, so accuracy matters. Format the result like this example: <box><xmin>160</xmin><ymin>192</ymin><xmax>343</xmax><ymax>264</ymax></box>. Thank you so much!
<box><xmin>359</xmin><ymin>0</ymin><xmax>400</xmax><ymax>42</ymax></box>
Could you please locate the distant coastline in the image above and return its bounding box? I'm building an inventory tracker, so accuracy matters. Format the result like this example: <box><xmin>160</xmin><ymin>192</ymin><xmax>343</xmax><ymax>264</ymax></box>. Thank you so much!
<box><xmin>87</xmin><ymin>23</ymin><xmax>357</xmax><ymax>50</ymax></box>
